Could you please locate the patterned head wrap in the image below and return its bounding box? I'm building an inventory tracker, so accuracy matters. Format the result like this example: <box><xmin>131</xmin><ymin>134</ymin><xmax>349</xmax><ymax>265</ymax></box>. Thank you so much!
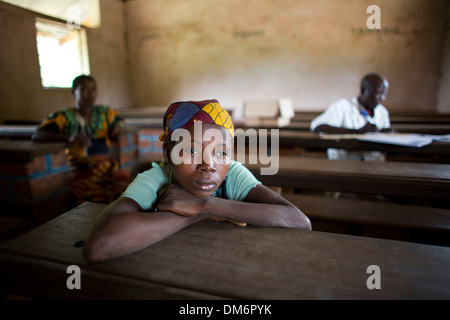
<box><xmin>159</xmin><ymin>99</ymin><xmax>234</xmax><ymax>142</ymax></box>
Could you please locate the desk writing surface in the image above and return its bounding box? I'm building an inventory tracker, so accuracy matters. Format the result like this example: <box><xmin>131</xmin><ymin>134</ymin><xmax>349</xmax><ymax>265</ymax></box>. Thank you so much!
<box><xmin>1</xmin><ymin>202</ymin><xmax>450</xmax><ymax>299</ymax></box>
<box><xmin>235</xmin><ymin>131</ymin><xmax>450</xmax><ymax>158</ymax></box>
<box><xmin>0</xmin><ymin>125</ymin><xmax>37</xmax><ymax>139</ymax></box>
<box><xmin>282</xmin><ymin>131</ymin><xmax>450</xmax><ymax>156</ymax></box>
<box><xmin>275</xmin><ymin>156</ymin><xmax>450</xmax><ymax>180</ymax></box>
<box><xmin>245</xmin><ymin>156</ymin><xmax>450</xmax><ymax>199</ymax></box>
<box><xmin>0</xmin><ymin>140</ymin><xmax>67</xmax><ymax>162</ymax></box>
<box><xmin>238</xmin><ymin>122</ymin><xmax>450</xmax><ymax>134</ymax></box>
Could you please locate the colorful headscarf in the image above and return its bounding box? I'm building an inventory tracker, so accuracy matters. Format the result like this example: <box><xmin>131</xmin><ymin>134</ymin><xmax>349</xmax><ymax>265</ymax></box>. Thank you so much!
<box><xmin>159</xmin><ymin>99</ymin><xmax>234</xmax><ymax>142</ymax></box>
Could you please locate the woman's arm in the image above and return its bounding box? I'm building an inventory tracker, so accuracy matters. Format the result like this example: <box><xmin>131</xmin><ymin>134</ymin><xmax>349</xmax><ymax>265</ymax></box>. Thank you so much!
<box><xmin>32</xmin><ymin>130</ymin><xmax>70</xmax><ymax>143</ymax></box>
<box><xmin>157</xmin><ymin>184</ymin><xmax>312</xmax><ymax>230</ymax></box>
<box><xmin>33</xmin><ymin>129</ymin><xmax>92</xmax><ymax>147</ymax></box>
<box><xmin>83</xmin><ymin>197</ymin><xmax>201</xmax><ymax>263</ymax></box>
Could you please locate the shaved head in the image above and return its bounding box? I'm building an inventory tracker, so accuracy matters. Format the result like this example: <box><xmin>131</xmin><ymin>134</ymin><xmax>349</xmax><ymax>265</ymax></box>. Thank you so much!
<box><xmin>358</xmin><ymin>73</ymin><xmax>389</xmax><ymax>111</ymax></box>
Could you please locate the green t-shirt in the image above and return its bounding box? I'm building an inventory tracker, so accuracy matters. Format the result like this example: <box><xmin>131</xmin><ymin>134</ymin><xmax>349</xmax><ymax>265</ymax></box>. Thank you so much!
<box><xmin>121</xmin><ymin>160</ymin><xmax>261</xmax><ymax>211</ymax></box>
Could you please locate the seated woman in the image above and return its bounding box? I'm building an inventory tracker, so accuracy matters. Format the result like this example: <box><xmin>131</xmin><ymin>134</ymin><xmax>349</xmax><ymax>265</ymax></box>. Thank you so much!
<box><xmin>83</xmin><ymin>99</ymin><xmax>311</xmax><ymax>263</ymax></box>
<box><xmin>33</xmin><ymin>75</ymin><xmax>128</xmax><ymax>205</ymax></box>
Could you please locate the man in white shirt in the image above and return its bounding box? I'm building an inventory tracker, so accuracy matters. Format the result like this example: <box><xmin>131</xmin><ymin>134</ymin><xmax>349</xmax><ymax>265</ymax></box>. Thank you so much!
<box><xmin>310</xmin><ymin>73</ymin><xmax>391</xmax><ymax>161</ymax></box>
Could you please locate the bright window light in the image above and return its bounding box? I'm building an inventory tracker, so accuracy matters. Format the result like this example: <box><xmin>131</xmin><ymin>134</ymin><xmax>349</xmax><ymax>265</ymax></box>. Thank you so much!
<box><xmin>1</xmin><ymin>0</ymin><xmax>101</xmax><ymax>28</ymax></box>
<box><xmin>35</xmin><ymin>18</ymin><xmax>90</xmax><ymax>88</ymax></box>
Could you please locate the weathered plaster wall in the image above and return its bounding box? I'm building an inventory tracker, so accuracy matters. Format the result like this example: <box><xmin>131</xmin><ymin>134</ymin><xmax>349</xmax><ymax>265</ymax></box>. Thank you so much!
<box><xmin>1</xmin><ymin>0</ymin><xmax>449</xmax><ymax>123</ymax></box>
<box><xmin>125</xmin><ymin>0</ymin><xmax>449</xmax><ymax>112</ymax></box>
<box><xmin>0</xmin><ymin>0</ymin><xmax>130</xmax><ymax>123</ymax></box>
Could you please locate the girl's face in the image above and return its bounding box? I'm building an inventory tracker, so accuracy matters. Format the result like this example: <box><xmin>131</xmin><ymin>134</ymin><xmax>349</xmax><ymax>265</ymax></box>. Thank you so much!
<box><xmin>74</xmin><ymin>79</ymin><xmax>97</xmax><ymax>109</ymax></box>
<box><xmin>165</xmin><ymin>123</ymin><xmax>233</xmax><ymax>198</ymax></box>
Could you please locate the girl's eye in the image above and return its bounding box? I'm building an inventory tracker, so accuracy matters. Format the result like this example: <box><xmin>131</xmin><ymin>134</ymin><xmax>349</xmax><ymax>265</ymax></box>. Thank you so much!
<box><xmin>216</xmin><ymin>151</ymin><xmax>227</xmax><ymax>157</ymax></box>
<box><xmin>184</xmin><ymin>147</ymin><xmax>199</xmax><ymax>156</ymax></box>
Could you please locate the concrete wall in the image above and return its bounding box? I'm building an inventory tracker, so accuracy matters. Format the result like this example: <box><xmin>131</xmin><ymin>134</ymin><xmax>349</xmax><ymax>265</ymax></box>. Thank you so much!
<box><xmin>437</xmin><ymin>3</ymin><xmax>450</xmax><ymax>113</ymax></box>
<box><xmin>1</xmin><ymin>0</ymin><xmax>449</xmax><ymax>124</ymax></box>
<box><xmin>0</xmin><ymin>0</ymin><xmax>130</xmax><ymax>124</ymax></box>
<box><xmin>125</xmin><ymin>0</ymin><xmax>450</xmax><ymax>113</ymax></box>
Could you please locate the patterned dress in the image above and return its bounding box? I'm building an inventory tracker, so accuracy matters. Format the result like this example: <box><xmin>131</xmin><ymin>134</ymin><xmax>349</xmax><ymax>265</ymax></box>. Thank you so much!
<box><xmin>37</xmin><ymin>105</ymin><xmax>128</xmax><ymax>204</ymax></box>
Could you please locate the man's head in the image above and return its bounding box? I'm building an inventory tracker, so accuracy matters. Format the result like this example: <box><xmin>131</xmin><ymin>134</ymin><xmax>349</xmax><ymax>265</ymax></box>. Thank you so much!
<box><xmin>160</xmin><ymin>100</ymin><xmax>234</xmax><ymax>197</ymax></box>
<box><xmin>358</xmin><ymin>73</ymin><xmax>389</xmax><ymax>112</ymax></box>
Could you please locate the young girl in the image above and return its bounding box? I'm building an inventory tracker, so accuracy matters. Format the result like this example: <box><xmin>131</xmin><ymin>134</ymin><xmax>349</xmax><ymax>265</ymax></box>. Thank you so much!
<box><xmin>83</xmin><ymin>99</ymin><xmax>311</xmax><ymax>263</ymax></box>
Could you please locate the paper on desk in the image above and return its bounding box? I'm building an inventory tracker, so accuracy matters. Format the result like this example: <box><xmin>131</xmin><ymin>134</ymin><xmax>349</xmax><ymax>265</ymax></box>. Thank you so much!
<box><xmin>432</xmin><ymin>134</ymin><xmax>450</xmax><ymax>142</ymax></box>
<box><xmin>319</xmin><ymin>133</ymin><xmax>449</xmax><ymax>147</ymax></box>
<box><xmin>357</xmin><ymin>133</ymin><xmax>434</xmax><ymax>147</ymax></box>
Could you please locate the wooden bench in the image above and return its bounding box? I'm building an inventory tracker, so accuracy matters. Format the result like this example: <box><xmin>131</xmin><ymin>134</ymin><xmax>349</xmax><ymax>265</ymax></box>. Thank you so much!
<box><xmin>283</xmin><ymin>193</ymin><xmax>450</xmax><ymax>246</ymax></box>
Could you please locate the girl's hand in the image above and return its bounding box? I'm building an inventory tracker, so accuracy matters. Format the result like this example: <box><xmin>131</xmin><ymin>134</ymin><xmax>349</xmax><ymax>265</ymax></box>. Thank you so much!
<box><xmin>156</xmin><ymin>184</ymin><xmax>247</xmax><ymax>226</ymax></box>
<box><xmin>156</xmin><ymin>184</ymin><xmax>206</xmax><ymax>217</ymax></box>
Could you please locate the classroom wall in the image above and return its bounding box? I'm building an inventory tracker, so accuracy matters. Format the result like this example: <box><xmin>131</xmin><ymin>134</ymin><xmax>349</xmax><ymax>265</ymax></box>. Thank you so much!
<box><xmin>0</xmin><ymin>0</ymin><xmax>130</xmax><ymax>124</ymax></box>
<box><xmin>1</xmin><ymin>0</ymin><xmax>449</xmax><ymax>124</ymax></box>
<box><xmin>437</xmin><ymin>4</ymin><xmax>450</xmax><ymax>113</ymax></box>
<box><xmin>125</xmin><ymin>0</ymin><xmax>450</xmax><ymax>113</ymax></box>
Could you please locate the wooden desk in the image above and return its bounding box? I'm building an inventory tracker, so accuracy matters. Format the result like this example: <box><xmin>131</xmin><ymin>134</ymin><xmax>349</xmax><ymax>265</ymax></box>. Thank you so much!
<box><xmin>287</xmin><ymin>132</ymin><xmax>450</xmax><ymax>163</ymax></box>
<box><xmin>238</xmin><ymin>121</ymin><xmax>450</xmax><ymax>134</ymax></box>
<box><xmin>292</xmin><ymin>111</ymin><xmax>450</xmax><ymax>124</ymax></box>
<box><xmin>0</xmin><ymin>140</ymin><xmax>73</xmax><ymax>224</ymax></box>
<box><xmin>244</xmin><ymin>156</ymin><xmax>450</xmax><ymax>200</ymax></box>
<box><xmin>392</xmin><ymin>124</ymin><xmax>450</xmax><ymax>135</ymax></box>
<box><xmin>237</xmin><ymin>121</ymin><xmax>311</xmax><ymax>131</ymax></box>
<box><xmin>388</xmin><ymin>116</ymin><xmax>450</xmax><ymax>124</ymax></box>
<box><xmin>235</xmin><ymin>131</ymin><xmax>450</xmax><ymax>158</ymax></box>
<box><xmin>283</xmin><ymin>193</ymin><xmax>450</xmax><ymax>246</ymax></box>
<box><xmin>1</xmin><ymin>202</ymin><xmax>449</xmax><ymax>299</ymax></box>
<box><xmin>0</xmin><ymin>140</ymin><xmax>66</xmax><ymax>162</ymax></box>
<box><xmin>0</xmin><ymin>125</ymin><xmax>37</xmax><ymax>140</ymax></box>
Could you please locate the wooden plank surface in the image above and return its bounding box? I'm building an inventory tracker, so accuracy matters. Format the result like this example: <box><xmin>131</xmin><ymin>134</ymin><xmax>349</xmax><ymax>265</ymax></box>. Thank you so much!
<box><xmin>237</xmin><ymin>121</ymin><xmax>450</xmax><ymax>134</ymax></box>
<box><xmin>1</xmin><ymin>202</ymin><xmax>450</xmax><ymax>299</ymax></box>
<box><xmin>283</xmin><ymin>193</ymin><xmax>450</xmax><ymax>234</ymax></box>
<box><xmin>235</xmin><ymin>131</ymin><xmax>450</xmax><ymax>157</ymax></box>
<box><xmin>244</xmin><ymin>156</ymin><xmax>450</xmax><ymax>199</ymax></box>
<box><xmin>292</xmin><ymin>110</ymin><xmax>450</xmax><ymax>123</ymax></box>
<box><xmin>280</xmin><ymin>131</ymin><xmax>450</xmax><ymax>156</ymax></box>
<box><xmin>0</xmin><ymin>140</ymin><xmax>67</xmax><ymax>162</ymax></box>
<box><xmin>391</xmin><ymin>124</ymin><xmax>450</xmax><ymax>134</ymax></box>
<box><xmin>0</xmin><ymin>125</ymin><xmax>37</xmax><ymax>139</ymax></box>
